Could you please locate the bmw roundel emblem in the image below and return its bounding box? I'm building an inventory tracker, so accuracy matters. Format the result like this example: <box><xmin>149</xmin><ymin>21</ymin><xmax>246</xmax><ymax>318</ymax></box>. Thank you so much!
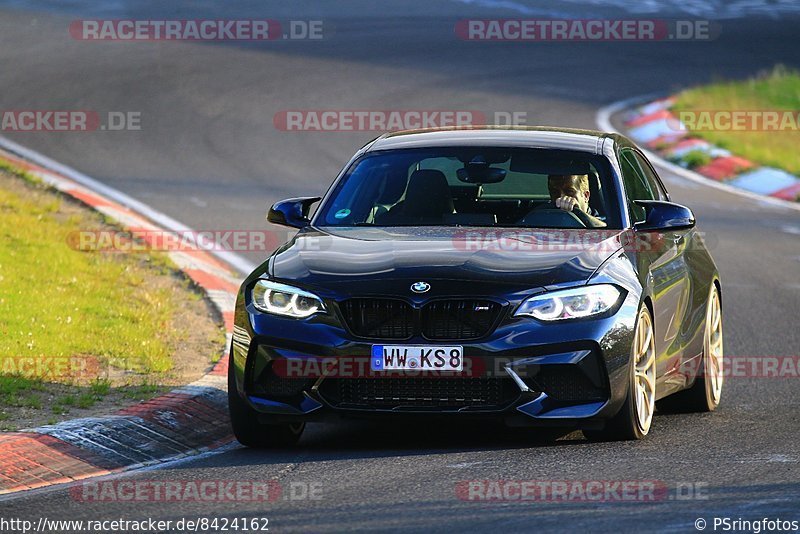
<box><xmin>411</xmin><ymin>281</ymin><xmax>430</xmax><ymax>293</ymax></box>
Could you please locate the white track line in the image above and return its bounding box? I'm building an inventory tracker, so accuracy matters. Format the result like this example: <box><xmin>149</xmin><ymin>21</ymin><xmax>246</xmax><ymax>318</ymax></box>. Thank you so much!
<box><xmin>596</xmin><ymin>96</ymin><xmax>800</xmax><ymax>214</ymax></box>
<box><xmin>0</xmin><ymin>135</ymin><xmax>259</xmax><ymax>273</ymax></box>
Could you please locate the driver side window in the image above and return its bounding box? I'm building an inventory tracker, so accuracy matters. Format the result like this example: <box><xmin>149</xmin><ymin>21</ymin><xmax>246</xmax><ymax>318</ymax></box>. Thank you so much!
<box><xmin>620</xmin><ymin>149</ymin><xmax>655</xmax><ymax>223</ymax></box>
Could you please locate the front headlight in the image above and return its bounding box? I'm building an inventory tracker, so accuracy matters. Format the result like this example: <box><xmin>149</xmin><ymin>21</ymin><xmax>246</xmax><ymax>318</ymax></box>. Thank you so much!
<box><xmin>251</xmin><ymin>280</ymin><xmax>326</xmax><ymax>318</ymax></box>
<box><xmin>514</xmin><ymin>284</ymin><xmax>622</xmax><ymax>321</ymax></box>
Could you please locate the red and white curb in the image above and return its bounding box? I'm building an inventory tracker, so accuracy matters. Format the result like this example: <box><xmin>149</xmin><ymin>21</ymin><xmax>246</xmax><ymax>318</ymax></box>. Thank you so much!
<box><xmin>597</xmin><ymin>96</ymin><xmax>800</xmax><ymax>212</ymax></box>
<box><xmin>0</xmin><ymin>138</ymin><xmax>254</xmax><ymax>495</ymax></box>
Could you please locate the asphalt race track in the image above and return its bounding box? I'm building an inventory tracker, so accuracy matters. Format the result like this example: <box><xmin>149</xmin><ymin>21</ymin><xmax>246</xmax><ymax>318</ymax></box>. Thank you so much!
<box><xmin>1</xmin><ymin>1</ymin><xmax>799</xmax><ymax>531</ymax></box>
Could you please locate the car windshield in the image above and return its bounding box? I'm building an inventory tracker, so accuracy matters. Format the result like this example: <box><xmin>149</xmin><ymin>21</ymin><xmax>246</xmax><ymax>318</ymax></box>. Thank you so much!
<box><xmin>314</xmin><ymin>147</ymin><xmax>621</xmax><ymax>229</ymax></box>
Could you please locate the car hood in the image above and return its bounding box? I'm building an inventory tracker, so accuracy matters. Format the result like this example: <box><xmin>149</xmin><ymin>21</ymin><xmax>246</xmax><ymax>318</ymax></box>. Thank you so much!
<box><xmin>265</xmin><ymin>226</ymin><xmax>628</xmax><ymax>295</ymax></box>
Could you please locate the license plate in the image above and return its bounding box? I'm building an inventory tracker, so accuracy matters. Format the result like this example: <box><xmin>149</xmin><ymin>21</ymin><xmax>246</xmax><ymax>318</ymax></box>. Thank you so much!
<box><xmin>371</xmin><ymin>345</ymin><xmax>463</xmax><ymax>371</ymax></box>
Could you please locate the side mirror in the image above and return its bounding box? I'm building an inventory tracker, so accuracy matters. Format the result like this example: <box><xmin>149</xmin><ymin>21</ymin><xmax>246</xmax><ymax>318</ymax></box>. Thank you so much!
<box><xmin>267</xmin><ymin>197</ymin><xmax>321</xmax><ymax>229</ymax></box>
<box><xmin>634</xmin><ymin>200</ymin><xmax>695</xmax><ymax>231</ymax></box>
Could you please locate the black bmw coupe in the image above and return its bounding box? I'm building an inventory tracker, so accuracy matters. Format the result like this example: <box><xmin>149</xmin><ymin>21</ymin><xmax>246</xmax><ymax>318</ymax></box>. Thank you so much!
<box><xmin>228</xmin><ymin>127</ymin><xmax>724</xmax><ymax>446</ymax></box>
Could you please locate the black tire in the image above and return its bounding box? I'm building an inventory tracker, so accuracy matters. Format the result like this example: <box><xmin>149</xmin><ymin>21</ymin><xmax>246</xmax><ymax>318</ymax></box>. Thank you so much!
<box><xmin>657</xmin><ymin>286</ymin><xmax>723</xmax><ymax>414</ymax></box>
<box><xmin>655</xmin><ymin>375</ymin><xmax>708</xmax><ymax>414</ymax></box>
<box><xmin>228</xmin><ymin>350</ymin><xmax>305</xmax><ymax>448</ymax></box>
<box><xmin>584</xmin><ymin>304</ymin><xmax>655</xmax><ymax>442</ymax></box>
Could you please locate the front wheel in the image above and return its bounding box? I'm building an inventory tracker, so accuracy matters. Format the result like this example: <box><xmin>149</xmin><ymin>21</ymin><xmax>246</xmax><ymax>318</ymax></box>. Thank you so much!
<box><xmin>584</xmin><ymin>304</ymin><xmax>656</xmax><ymax>441</ymax></box>
<box><xmin>228</xmin><ymin>350</ymin><xmax>305</xmax><ymax>448</ymax></box>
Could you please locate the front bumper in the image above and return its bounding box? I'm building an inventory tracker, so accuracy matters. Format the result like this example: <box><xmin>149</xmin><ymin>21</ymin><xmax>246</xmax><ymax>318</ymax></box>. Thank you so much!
<box><xmin>230</xmin><ymin>287</ymin><xmax>640</xmax><ymax>428</ymax></box>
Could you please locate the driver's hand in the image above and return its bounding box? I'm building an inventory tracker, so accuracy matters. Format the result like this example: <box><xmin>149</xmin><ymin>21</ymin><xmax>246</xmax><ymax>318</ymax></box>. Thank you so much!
<box><xmin>555</xmin><ymin>195</ymin><xmax>581</xmax><ymax>213</ymax></box>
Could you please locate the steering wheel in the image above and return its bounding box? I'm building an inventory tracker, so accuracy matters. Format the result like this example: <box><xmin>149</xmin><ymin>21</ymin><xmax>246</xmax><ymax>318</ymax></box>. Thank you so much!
<box><xmin>518</xmin><ymin>203</ymin><xmax>587</xmax><ymax>229</ymax></box>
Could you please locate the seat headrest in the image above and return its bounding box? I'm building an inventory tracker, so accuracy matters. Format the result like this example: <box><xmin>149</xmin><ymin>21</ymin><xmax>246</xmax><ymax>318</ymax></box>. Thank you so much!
<box><xmin>376</xmin><ymin>168</ymin><xmax>409</xmax><ymax>205</ymax></box>
<box><xmin>586</xmin><ymin>170</ymin><xmax>605</xmax><ymax>215</ymax></box>
<box><xmin>405</xmin><ymin>169</ymin><xmax>449</xmax><ymax>202</ymax></box>
<box><xmin>408</xmin><ymin>168</ymin><xmax>447</xmax><ymax>187</ymax></box>
<box><xmin>403</xmin><ymin>169</ymin><xmax>454</xmax><ymax>221</ymax></box>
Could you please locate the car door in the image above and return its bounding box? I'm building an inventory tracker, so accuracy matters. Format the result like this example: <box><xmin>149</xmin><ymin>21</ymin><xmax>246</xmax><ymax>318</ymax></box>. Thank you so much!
<box><xmin>634</xmin><ymin>151</ymin><xmax>701</xmax><ymax>388</ymax></box>
<box><xmin>620</xmin><ymin>149</ymin><xmax>691</xmax><ymax>390</ymax></box>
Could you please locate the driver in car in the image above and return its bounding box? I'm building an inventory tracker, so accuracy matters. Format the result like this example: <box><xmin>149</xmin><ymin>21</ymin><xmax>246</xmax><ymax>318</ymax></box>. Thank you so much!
<box><xmin>548</xmin><ymin>174</ymin><xmax>607</xmax><ymax>228</ymax></box>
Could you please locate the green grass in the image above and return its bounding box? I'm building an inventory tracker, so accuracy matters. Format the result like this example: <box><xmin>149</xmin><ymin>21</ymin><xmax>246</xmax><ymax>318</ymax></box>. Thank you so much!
<box><xmin>75</xmin><ymin>393</ymin><xmax>97</xmax><ymax>409</ymax></box>
<box><xmin>121</xmin><ymin>382</ymin><xmax>165</xmax><ymax>399</ymax></box>
<box><xmin>89</xmin><ymin>378</ymin><xmax>112</xmax><ymax>396</ymax></box>
<box><xmin>0</xmin><ymin>375</ymin><xmax>45</xmax><ymax>396</ymax></box>
<box><xmin>680</xmin><ymin>150</ymin><xmax>713</xmax><ymax>169</ymax></box>
<box><xmin>673</xmin><ymin>65</ymin><xmax>800</xmax><ymax>176</ymax></box>
<box><xmin>21</xmin><ymin>395</ymin><xmax>42</xmax><ymax>409</ymax></box>
<box><xmin>0</xmin><ymin>173</ymin><xmax>178</xmax><ymax>378</ymax></box>
<box><xmin>0</xmin><ymin>160</ymin><xmax>40</xmax><ymax>186</ymax></box>
<box><xmin>57</xmin><ymin>395</ymin><xmax>76</xmax><ymax>406</ymax></box>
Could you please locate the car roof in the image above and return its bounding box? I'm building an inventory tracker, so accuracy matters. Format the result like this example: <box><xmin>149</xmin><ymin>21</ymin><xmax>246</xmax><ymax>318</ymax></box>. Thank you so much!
<box><xmin>364</xmin><ymin>126</ymin><xmax>629</xmax><ymax>154</ymax></box>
